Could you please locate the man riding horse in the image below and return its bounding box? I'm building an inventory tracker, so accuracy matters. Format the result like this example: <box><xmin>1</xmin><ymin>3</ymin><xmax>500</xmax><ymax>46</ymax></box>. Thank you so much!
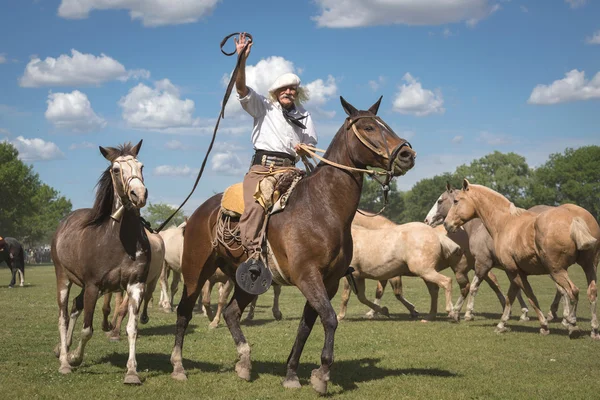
<box><xmin>234</xmin><ymin>32</ymin><xmax>317</xmax><ymax>289</ymax></box>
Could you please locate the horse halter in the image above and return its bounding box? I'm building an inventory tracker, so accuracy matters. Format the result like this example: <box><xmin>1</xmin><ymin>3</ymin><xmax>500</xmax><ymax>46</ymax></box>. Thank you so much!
<box><xmin>109</xmin><ymin>155</ymin><xmax>145</xmax><ymax>222</ymax></box>
<box><xmin>346</xmin><ymin>115</ymin><xmax>413</xmax><ymax>215</ymax></box>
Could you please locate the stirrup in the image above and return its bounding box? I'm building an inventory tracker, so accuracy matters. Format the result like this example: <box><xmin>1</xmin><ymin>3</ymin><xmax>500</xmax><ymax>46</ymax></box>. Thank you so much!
<box><xmin>236</xmin><ymin>256</ymin><xmax>272</xmax><ymax>295</ymax></box>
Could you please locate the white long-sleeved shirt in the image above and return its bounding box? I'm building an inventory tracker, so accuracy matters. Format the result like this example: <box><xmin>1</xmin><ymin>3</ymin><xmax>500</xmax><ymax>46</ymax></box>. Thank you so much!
<box><xmin>238</xmin><ymin>87</ymin><xmax>318</xmax><ymax>157</ymax></box>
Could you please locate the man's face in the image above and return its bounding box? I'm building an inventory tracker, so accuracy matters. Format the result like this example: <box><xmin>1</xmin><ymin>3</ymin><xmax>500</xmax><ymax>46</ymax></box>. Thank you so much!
<box><xmin>276</xmin><ymin>85</ymin><xmax>298</xmax><ymax>109</ymax></box>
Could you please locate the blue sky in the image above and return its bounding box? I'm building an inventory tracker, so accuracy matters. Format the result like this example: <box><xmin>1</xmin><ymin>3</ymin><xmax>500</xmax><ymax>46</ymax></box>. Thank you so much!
<box><xmin>1</xmin><ymin>0</ymin><xmax>599</xmax><ymax>216</ymax></box>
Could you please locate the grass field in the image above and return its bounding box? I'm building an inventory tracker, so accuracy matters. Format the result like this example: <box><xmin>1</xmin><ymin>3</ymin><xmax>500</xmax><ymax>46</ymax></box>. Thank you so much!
<box><xmin>0</xmin><ymin>263</ymin><xmax>599</xmax><ymax>399</ymax></box>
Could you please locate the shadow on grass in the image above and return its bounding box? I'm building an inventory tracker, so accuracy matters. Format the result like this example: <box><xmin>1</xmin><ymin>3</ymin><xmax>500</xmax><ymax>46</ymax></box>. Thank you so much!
<box><xmin>480</xmin><ymin>322</ymin><xmax>590</xmax><ymax>338</ymax></box>
<box><xmin>251</xmin><ymin>358</ymin><xmax>459</xmax><ymax>392</ymax></box>
<box><xmin>138</xmin><ymin>323</ymin><xmax>197</xmax><ymax>336</ymax></box>
<box><xmin>0</xmin><ymin>284</ymin><xmax>37</xmax><ymax>289</ymax></box>
<box><xmin>97</xmin><ymin>351</ymin><xmax>222</xmax><ymax>375</ymax></box>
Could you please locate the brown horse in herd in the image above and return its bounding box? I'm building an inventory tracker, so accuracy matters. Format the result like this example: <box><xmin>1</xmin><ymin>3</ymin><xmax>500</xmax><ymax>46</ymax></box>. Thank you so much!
<box><xmin>444</xmin><ymin>179</ymin><xmax>600</xmax><ymax>339</ymax></box>
<box><xmin>51</xmin><ymin>141</ymin><xmax>151</xmax><ymax>384</ymax></box>
<box><xmin>170</xmin><ymin>97</ymin><xmax>415</xmax><ymax>394</ymax></box>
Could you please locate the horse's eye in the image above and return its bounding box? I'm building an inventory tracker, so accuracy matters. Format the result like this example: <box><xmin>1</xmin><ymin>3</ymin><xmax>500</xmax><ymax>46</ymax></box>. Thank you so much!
<box><xmin>364</xmin><ymin>125</ymin><xmax>374</xmax><ymax>132</ymax></box>
<box><xmin>113</xmin><ymin>167</ymin><xmax>121</xmax><ymax>174</ymax></box>
<box><xmin>453</xmin><ymin>199</ymin><xmax>458</xmax><ymax>205</ymax></box>
<box><xmin>437</xmin><ymin>199</ymin><xmax>442</xmax><ymax>204</ymax></box>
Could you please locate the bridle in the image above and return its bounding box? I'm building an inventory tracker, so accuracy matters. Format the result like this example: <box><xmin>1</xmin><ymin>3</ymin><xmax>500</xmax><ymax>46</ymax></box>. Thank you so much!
<box><xmin>109</xmin><ymin>155</ymin><xmax>145</xmax><ymax>222</ymax></box>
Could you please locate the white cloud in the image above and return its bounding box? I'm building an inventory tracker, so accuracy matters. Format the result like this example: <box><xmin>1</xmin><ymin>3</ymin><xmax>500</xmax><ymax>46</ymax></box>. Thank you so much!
<box><xmin>119</xmin><ymin>79</ymin><xmax>201</xmax><ymax>130</ymax></box>
<box><xmin>0</xmin><ymin>128</ymin><xmax>11</xmax><ymax>136</ymax></box>
<box><xmin>211</xmin><ymin>151</ymin><xmax>247</xmax><ymax>175</ymax></box>
<box><xmin>586</xmin><ymin>31</ymin><xmax>600</xmax><ymax>45</ymax></box>
<box><xmin>392</xmin><ymin>73</ymin><xmax>445</xmax><ymax>116</ymax></box>
<box><xmin>565</xmin><ymin>0</ymin><xmax>587</xmax><ymax>8</ymax></box>
<box><xmin>442</xmin><ymin>28</ymin><xmax>454</xmax><ymax>38</ymax></box>
<box><xmin>452</xmin><ymin>135</ymin><xmax>464</xmax><ymax>144</ymax></box>
<box><xmin>45</xmin><ymin>90</ymin><xmax>107</xmax><ymax>132</ymax></box>
<box><xmin>520</xmin><ymin>5</ymin><xmax>528</xmax><ymax>13</ymax></box>
<box><xmin>527</xmin><ymin>69</ymin><xmax>600</xmax><ymax>105</ymax></box>
<box><xmin>0</xmin><ymin>54</ymin><xmax>6</xmax><ymax>64</ymax></box>
<box><xmin>58</xmin><ymin>0</ymin><xmax>219</xmax><ymax>27</ymax></box>
<box><xmin>69</xmin><ymin>141</ymin><xmax>95</xmax><ymax>150</ymax></box>
<box><xmin>19</xmin><ymin>49</ymin><xmax>149</xmax><ymax>87</ymax></box>
<box><xmin>369</xmin><ymin>76</ymin><xmax>386</xmax><ymax>91</ymax></box>
<box><xmin>477</xmin><ymin>131</ymin><xmax>514</xmax><ymax>145</ymax></box>
<box><xmin>313</xmin><ymin>0</ymin><xmax>498</xmax><ymax>28</ymax></box>
<box><xmin>153</xmin><ymin>165</ymin><xmax>198</xmax><ymax>177</ymax></box>
<box><xmin>9</xmin><ymin>136</ymin><xmax>64</xmax><ymax>161</ymax></box>
<box><xmin>165</xmin><ymin>140</ymin><xmax>185</xmax><ymax>150</ymax></box>
<box><xmin>221</xmin><ymin>56</ymin><xmax>337</xmax><ymax>116</ymax></box>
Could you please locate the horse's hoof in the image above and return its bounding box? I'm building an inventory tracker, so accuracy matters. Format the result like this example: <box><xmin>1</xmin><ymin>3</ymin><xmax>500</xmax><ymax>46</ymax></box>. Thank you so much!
<box><xmin>8</xmin><ymin>285</ymin><xmax>13</xmax><ymax>289</ymax></box>
<box><xmin>19</xmin><ymin>283</ymin><xmax>24</xmax><ymax>287</ymax></box>
<box><xmin>235</xmin><ymin>362</ymin><xmax>251</xmax><ymax>381</ymax></box>
<box><xmin>310</xmin><ymin>369</ymin><xmax>329</xmax><ymax>395</ymax></box>
<box><xmin>53</xmin><ymin>344</ymin><xmax>60</xmax><ymax>358</ymax></box>
<box><xmin>208</xmin><ymin>322</ymin><xmax>218</xmax><ymax>329</ymax></box>
<box><xmin>561</xmin><ymin>319</ymin><xmax>569</xmax><ymax>328</ymax></box>
<box><xmin>540</xmin><ymin>328</ymin><xmax>550</xmax><ymax>336</ymax></box>
<box><xmin>282</xmin><ymin>376</ymin><xmax>302</xmax><ymax>389</ymax></box>
<box><xmin>380</xmin><ymin>307</ymin><xmax>390</xmax><ymax>318</ymax></box>
<box><xmin>463</xmin><ymin>314</ymin><xmax>474</xmax><ymax>322</ymax></box>
<box><xmin>162</xmin><ymin>307</ymin><xmax>173</xmax><ymax>314</ymax></box>
<box><xmin>449</xmin><ymin>312</ymin><xmax>460</xmax><ymax>323</ymax></box>
<box><xmin>58</xmin><ymin>365</ymin><xmax>72</xmax><ymax>374</ymax></box>
<box><xmin>409</xmin><ymin>312</ymin><xmax>419</xmax><ymax>319</ymax></box>
<box><xmin>590</xmin><ymin>329</ymin><xmax>600</xmax><ymax>340</ymax></box>
<box><xmin>568</xmin><ymin>326</ymin><xmax>581</xmax><ymax>339</ymax></box>
<box><xmin>244</xmin><ymin>314</ymin><xmax>255</xmax><ymax>321</ymax></box>
<box><xmin>519</xmin><ymin>315</ymin><xmax>530</xmax><ymax>322</ymax></box>
<box><xmin>336</xmin><ymin>315</ymin><xmax>345</xmax><ymax>322</ymax></box>
<box><xmin>101</xmin><ymin>323</ymin><xmax>113</xmax><ymax>332</ymax></box>
<box><xmin>107</xmin><ymin>333</ymin><xmax>121</xmax><ymax>342</ymax></box>
<box><xmin>273</xmin><ymin>311</ymin><xmax>283</xmax><ymax>321</ymax></box>
<box><xmin>124</xmin><ymin>372</ymin><xmax>142</xmax><ymax>385</ymax></box>
<box><xmin>140</xmin><ymin>315</ymin><xmax>149</xmax><ymax>325</ymax></box>
<box><xmin>67</xmin><ymin>354</ymin><xmax>82</xmax><ymax>367</ymax></box>
<box><xmin>171</xmin><ymin>367</ymin><xmax>187</xmax><ymax>381</ymax></box>
<box><xmin>495</xmin><ymin>326</ymin><xmax>509</xmax><ymax>334</ymax></box>
<box><xmin>365</xmin><ymin>311</ymin><xmax>376</xmax><ymax>320</ymax></box>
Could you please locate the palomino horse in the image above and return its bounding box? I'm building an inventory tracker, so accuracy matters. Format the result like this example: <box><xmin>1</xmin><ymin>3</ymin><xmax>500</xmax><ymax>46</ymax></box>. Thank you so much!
<box><xmin>51</xmin><ymin>141</ymin><xmax>151</xmax><ymax>384</ymax></box>
<box><xmin>170</xmin><ymin>97</ymin><xmax>415</xmax><ymax>394</ymax></box>
<box><xmin>426</xmin><ymin>183</ymin><xmax>559</xmax><ymax>321</ymax></box>
<box><xmin>0</xmin><ymin>236</ymin><xmax>25</xmax><ymax>287</ymax></box>
<box><xmin>445</xmin><ymin>179</ymin><xmax>600</xmax><ymax>338</ymax></box>
<box><xmin>337</xmin><ymin>223</ymin><xmax>461</xmax><ymax>321</ymax></box>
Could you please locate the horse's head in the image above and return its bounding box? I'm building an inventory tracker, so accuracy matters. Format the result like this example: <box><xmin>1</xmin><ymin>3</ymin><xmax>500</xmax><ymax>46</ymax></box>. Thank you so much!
<box><xmin>444</xmin><ymin>179</ymin><xmax>477</xmax><ymax>233</ymax></box>
<box><xmin>99</xmin><ymin>140</ymin><xmax>147</xmax><ymax>210</ymax></box>
<box><xmin>341</xmin><ymin>96</ymin><xmax>416</xmax><ymax>176</ymax></box>
<box><xmin>425</xmin><ymin>182</ymin><xmax>456</xmax><ymax>227</ymax></box>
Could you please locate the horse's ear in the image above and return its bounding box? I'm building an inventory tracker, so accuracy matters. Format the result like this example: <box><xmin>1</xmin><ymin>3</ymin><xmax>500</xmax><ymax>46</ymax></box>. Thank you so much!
<box><xmin>446</xmin><ymin>181</ymin><xmax>452</xmax><ymax>192</ymax></box>
<box><xmin>367</xmin><ymin>96</ymin><xmax>383</xmax><ymax>115</ymax></box>
<box><xmin>462</xmin><ymin>178</ymin><xmax>470</xmax><ymax>191</ymax></box>
<box><xmin>99</xmin><ymin>146</ymin><xmax>112</xmax><ymax>161</ymax></box>
<box><xmin>132</xmin><ymin>139</ymin><xmax>143</xmax><ymax>157</ymax></box>
<box><xmin>340</xmin><ymin>96</ymin><xmax>359</xmax><ymax>117</ymax></box>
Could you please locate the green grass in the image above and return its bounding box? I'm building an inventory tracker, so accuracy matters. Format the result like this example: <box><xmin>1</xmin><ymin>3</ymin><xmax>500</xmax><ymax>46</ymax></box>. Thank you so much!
<box><xmin>1</xmin><ymin>264</ymin><xmax>599</xmax><ymax>399</ymax></box>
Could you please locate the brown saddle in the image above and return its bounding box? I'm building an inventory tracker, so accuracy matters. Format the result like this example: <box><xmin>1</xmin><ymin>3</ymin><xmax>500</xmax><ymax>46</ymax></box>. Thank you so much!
<box><xmin>221</xmin><ymin>169</ymin><xmax>305</xmax><ymax>217</ymax></box>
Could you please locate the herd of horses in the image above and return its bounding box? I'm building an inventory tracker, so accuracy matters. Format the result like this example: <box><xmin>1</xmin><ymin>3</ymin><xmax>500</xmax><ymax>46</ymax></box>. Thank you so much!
<box><xmin>5</xmin><ymin>97</ymin><xmax>596</xmax><ymax>395</ymax></box>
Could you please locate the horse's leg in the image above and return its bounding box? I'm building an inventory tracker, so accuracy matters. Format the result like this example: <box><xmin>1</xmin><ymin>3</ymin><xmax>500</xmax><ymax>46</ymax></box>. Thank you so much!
<box><xmin>8</xmin><ymin>262</ymin><xmax>17</xmax><ymax>288</ymax></box>
<box><xmin>170</xmin><ymin>256</ymin><xmax>218</xmax><ymax>381</ymax></box>
<box><xmin>65</xmin><ymin>289</ymin><xmax>85</xmax><ymax>351</ymax></box>
<box><xmin>140</xmin><ymin>276</ymin><xmax>159</xmax><ymax>325</ymax></box>
<box><xmin>17</xmin><ymin>266</ymin><xmax>24</xmax><ymax>286</ymax></box>
<box><xmin>336</xmin><ymin>278</ymin><xmax>351</xmax><ymax>321</ymax></box>
<box><xmin>512</xmin><ymin>272</ymin><xmax>551</xmax><ymax>336</ymax></box>
<box><xmin>210</xmin><ymin>279</ymin><xmax>233</xmax><ymax>329</ymax></box>
<box><xmin>420</xmin><ymin>270</ymin><xmax>452</xmax><ymax>322</ymax></box>
<box><xmin>200</xmin><ymin>280</ymin><xmax>215</xmax><ymax>321</ymax></box>
<box><xmin>159</xmin><ymin>262</ymin><xmax>170</xmax><ymax>310</ymax></box>
<box><xmin>366</xmin><ymin>280</ymin><xmax>387</xmax><ymax>318</ymax></box>
<box><xmin>389</xmin><ymin>276</ymin><xmax>419</xmax><ymax>318</ymax></box>
<box><xmin>67</xmin><ymin>285</ymin><xmax>100</xmax><ymax>368</ymax></box>
<box><xmin>55</xmin><ymin>276</ymin><xmax>73</xmax><ymax>373</ymax></box>
<box><xmin>244</xmin><ymin>290</ymin><xmax>257</xmax><ymax>321</ymax></box>
<box><xmin>272</xmin><ymin>284</ymin><xmax>282</xmax><ymax>320</ymax></box>
<box><xmin>451</xmin><ymin>268</ymin><xmax>469</xmax><ymax>322</ymax></box>
<box><xmin>170</xmin><ymin>270</ymin><xmax>181</xmax><ymax>311</ymax></box>
<box><xmin>222</xmin><ymin>285</ymin><xmax>257</xmax><ymax>381</ymax></box>
<box><xmin>108</xmin><ymin>292</ymin><xmax>128</xmax><ymax>341</ymax></box>
<box><xmin>123</xmin><ymin>282</ymin><xmax>145</xmax><ymax>384</ymax></box>
<box><xmin>547</xmin><ymin>289</ymin><xmax>564</xmax><ymax>322</ymax></box>
<box><xmin>284</xmin><ymin>277</ymin><xmax>339</xmax><ymax>395</ymax></box>
<box><xmin>549</xmin><ymin>269</ymin><xmax>581</xmax><ymax>339</ymax></box>
<box><xmin>101</xmin><ymin>292</ymin><xmax>113</xmax><ymax>331</ymax></box>
<box><xmin>495</xmin><ymin>278</ymin><xmax>520</xmax><ymax>333</ymax></box>
<box><xmin>354</xmin><ymin>277</ymin><xmax>390</xmax><ymax>318</ymax></box>
<box><xmin>580</xmin><ymin>252</ymin><xmax>599</xmax><ymax>339</ymax></box>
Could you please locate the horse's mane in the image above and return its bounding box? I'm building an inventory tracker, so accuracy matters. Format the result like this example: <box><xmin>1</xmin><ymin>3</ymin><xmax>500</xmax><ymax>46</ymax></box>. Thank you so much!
<box><xmin>471</xmin><ymin>184</ymin><xmax>527</xmax><ymax>216</ymax></box>
<box><xmin>83</xmin><ymin>142</ymin><xmax>138</xmax><ymax>227</ymax></box>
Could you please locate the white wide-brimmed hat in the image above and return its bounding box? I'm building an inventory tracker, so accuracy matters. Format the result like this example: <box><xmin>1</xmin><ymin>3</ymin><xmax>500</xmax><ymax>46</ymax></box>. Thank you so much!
<box><xmin>268</xmin><ymin>73</ymin><xmax>301</xmax><ymax>94</ymax></box>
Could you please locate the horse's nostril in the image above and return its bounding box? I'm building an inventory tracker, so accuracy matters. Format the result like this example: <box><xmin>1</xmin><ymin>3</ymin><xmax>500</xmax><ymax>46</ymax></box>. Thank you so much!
<box><xmin>130</xmin><ymin>190</ymin><xmax>138</xmax><ymax>201</ymax></box>
<box><xmin>144</xmin><ymin>188</ymin><xmax>148</xmax><ymax>201</ymax></box>
<box><xmin>399</xmin><ymin>150</ymin><xmax>413</xmax><ymax>160</ymax></box>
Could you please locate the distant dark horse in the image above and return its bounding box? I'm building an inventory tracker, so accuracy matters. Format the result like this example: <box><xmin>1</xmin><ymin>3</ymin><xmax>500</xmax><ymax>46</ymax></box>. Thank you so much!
<box><xmin>0</xmin><ymin>236</ymin><xmax>25</xmax><ymax>287</ymax></box>
<box><xmin>170</xmin><ymin>97</ymin><xmax>416</xmax><ymax>395</ymax></box>
<box><xmin>51</xmin><ymin>140</ymin><xmax>151</xmax><ymax>384</ymax></box>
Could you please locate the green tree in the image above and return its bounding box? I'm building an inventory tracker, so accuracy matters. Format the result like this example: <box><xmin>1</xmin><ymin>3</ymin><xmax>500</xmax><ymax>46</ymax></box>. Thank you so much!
<box><xmin>0</xmin><ymin>142</ymin><xmax>72</xmax><ymax>245</ymax></box>
<box><xmin>401</xmin><ymin>173</ymin><xmax>462</xmax><ymax>223</ymax></box>
<box><xmin>455</xmin><ymin>151</ymin><xmax>533</xmax><ymax>207</ymax></box>
<box><xmin>142</xmin><ymin>202</ymin><xmax>187</xmax><ymax>229</ymax></box>
<box><xmin>530</xmin><ymin>146</ymin><xmax>600</xmax><ymax>220</ymax></box>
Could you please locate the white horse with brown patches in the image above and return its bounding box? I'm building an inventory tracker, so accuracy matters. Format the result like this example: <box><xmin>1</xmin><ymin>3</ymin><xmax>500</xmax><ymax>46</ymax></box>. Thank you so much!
<box><xmin>445</xmin><ymin>179</ymin><xmax>600</xmax><ymax>339</ymax></box>
<box><xmin>338</xmin><ymin>222</ymin><xmax>462</xmax><ymax>321</ymax></box>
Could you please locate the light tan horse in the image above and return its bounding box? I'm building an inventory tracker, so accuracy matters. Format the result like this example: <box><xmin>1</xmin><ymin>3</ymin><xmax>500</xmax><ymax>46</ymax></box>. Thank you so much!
<box><xmin>445</xmin><ymin>179</ymin><xmax>600</xmax><ymax>338</ymax></box>
<box><xmin>338</xmin><ymin>222</ymin><xmax>462</xmax><ymax>321</ymax></box>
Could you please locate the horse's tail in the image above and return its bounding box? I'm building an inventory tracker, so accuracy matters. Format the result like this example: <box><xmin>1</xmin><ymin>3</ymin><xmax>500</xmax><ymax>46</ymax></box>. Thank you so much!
<box><xmin>436</xmin><ymin>231</ymin><xmax>462</xmax><ymax>261</ymax></box>
<box><xmin>570</xmin><ymin>217</ymin><xmax>597</xmax><ymax>251</ymax></box>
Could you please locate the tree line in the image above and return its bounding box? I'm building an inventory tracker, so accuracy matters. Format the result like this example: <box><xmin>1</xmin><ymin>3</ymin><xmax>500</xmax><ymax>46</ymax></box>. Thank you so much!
<box><xmin>2</xmin><ymin>142</ymin><xmax>598</xmax><ymax>246</ymax></box>
<box><xmin>359</xmin><ymin>146</ymin><xmax>600</xmax><ymax>223</ymax></box>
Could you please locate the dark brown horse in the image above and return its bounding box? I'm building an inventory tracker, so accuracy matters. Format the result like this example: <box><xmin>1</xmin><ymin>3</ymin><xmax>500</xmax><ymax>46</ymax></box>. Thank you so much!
<box><xmin>170</xmin><ymin>97</ymin><xmax>416</xmax><ymax>394</ymax></box>
<box><xmin>51</xmin><ymin>141</ymin><xmax>151</xmax><ymax>384</ymax></box>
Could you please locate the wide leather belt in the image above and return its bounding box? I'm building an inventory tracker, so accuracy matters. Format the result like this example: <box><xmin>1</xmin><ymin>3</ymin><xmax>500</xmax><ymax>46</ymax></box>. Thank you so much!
<box><xmin>251</xmin><ymin>151</ymin><xmax>297</xmax><ymax>167</ymax></box>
